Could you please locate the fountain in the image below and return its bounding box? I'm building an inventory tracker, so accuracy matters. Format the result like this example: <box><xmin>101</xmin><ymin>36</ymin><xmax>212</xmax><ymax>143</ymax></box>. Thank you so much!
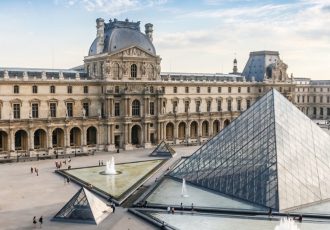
<box><xmin>181</xmin><ymin>178</ymin><xmax>189</xmax><ymax>197</ymax></box>
<box><xmin>274</xmin><ymin>218</ymin><xmax>300</xmax><ymax>230</ymax></box>
<box><xmin>105</xmin><ymin>156</ymin><xmax>117</xmax><ymax>175</ymax></box>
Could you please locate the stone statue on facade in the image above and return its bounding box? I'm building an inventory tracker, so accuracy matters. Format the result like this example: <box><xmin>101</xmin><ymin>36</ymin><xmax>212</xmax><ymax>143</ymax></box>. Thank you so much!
<box><xmin>122</xmin><ymin>62</ymin><xmax>129</xmax><ymax>75</ymax></box>
<box><xmin>141</xmin><ymin>62</ymin><xmax>147</xmax><ymax>75</ymax></box>
<box><xmin>82</xmin><ymin>108</ymin><xmax>86</xmax><ymax>118</ymax></box>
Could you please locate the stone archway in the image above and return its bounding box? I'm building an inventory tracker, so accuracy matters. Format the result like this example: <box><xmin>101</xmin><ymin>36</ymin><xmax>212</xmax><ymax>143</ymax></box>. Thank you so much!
<box><xmin>0</xmin><ymin>131</ymin><xmax>8</xmax><ymax>152</ymax></box>
<box><xmin>202</xmin><ymin>121</ymin><xmax>209</xmax><ymax>137</ymax></box>
<box><xmin>87</xmin><ymin>126</ymin><xmax>97</xmax><ymax>145</ymax></box>
<box><xmin>224</xmin><ymin>119</ymin><xmax>230</xmax><ymax>128</ymax></box>
<box><xmin>15</xmin><ymin>130</ymin><xmax>28</xmax><ymax>151</ymax></box>
<box><xmin>70</xmin><ymin>127</ymin><xmax>81</xmax><ymax>146</ymax></box>
<box><xmin>213</xmin><ymin>120</ymin><xmax>220</xmax><ymax>134</ymax></box>
<box><xmin>131</xmin><ymin>125</ymin><xmax>142</xmax><ymax>145</ymax></box>
<box><xmin>190</xmin><ymin>121</ymin><xmax>198</xmax><ymax>139</ymax></box>
<box><xmin>178</xmin><ymin>122</ymin><xmax>186</xmax><ymax>140</ymax></box>
<box><xmin>52</xmin><ymin>128</ymin><xmax>64</xmax><ymax>148</ymax></box>
<box><xmin>166</xmin><ymin>122</ymin><xmax>174</xmax><ymax>141</ymax></box>
<box><xmin>34</xmin><ymin>129</ymin><xmax>47</xmax><ymax>149</ymax></box>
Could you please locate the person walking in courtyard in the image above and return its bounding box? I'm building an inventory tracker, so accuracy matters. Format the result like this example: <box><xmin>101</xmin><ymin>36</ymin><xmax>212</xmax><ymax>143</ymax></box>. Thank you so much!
<box><xmin>39</xmin><ymin>216</ymin><xmax>43</xmax><ymax>228</ymax></box>
<box><xmin>99</xmin><ymin>160</ymin><xmax>101</xmax><ymax>166</ymax></box>
<box><xmin>31</xmin><ymin>167</ymin><xmax>33</xmax><ymax>173</ymax></box>
<box><xmin>33</xmin><ymin>216</ymin><xmax>37</xmax><ymax>227</ymax></box>
<box><xmin>111</xmin><ymin>204</ymin><xmax>115</xmax><ymax>213</ymax></box>
<box><xmin>67</xmin><ymin>177</ymin><xmax>70</xmax><ymax>184</ymax></box>
<box><xmin>68</xmin><ymin>156</ymin><xmax>71</xmax><ymax>163</ymax></box>
<box><xmin>36</xmin><ymin>168</ymin><xmax>39</xmax><ymax>176</ymax></box>
<box><xmin>101</xmin><ymin>160</ymin><xmax>104</xmax><ymax>166</ymax></box>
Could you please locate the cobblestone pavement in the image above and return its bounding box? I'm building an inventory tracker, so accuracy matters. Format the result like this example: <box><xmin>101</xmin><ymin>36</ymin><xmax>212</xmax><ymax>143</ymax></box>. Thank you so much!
<box><xmin>0</xmin><ymin>145</ymin><xmax>198</xmax><ymax>230</ymax></box>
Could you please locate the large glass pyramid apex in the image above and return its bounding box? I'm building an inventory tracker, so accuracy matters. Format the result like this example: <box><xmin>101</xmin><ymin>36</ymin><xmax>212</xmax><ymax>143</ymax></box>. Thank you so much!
<box><xmin>53</xmin><ymin>187</ymin><xmax>112</xmax><ymax>224</ymax></box>
<box><xmin>170</xmin><ymin>89</ymin><xmax>330</xmax><ymax>211</ymax></box>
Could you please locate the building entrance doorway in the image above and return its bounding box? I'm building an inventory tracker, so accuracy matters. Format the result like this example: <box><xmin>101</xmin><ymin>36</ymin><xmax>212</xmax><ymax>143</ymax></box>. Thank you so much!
<box><xmin>131</xmin><ymin>125</ymin><xmax>141</xmax><ymax>145</ymax></box>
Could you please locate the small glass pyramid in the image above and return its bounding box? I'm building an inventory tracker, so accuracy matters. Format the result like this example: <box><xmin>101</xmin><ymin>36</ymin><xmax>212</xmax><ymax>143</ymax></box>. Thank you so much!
<box><xmin>53</xmin><ymin>187</ymin><xmax>112</xmax><ymax>224</ymax></box>
<box><xmin>150</xmin><ymin>140</ymin><xmax>176</xmax><ymax>157</ymax></box>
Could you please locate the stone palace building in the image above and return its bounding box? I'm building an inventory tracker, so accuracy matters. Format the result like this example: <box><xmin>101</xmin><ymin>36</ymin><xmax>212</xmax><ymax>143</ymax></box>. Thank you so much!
<box><xmin>0</xmin><ymin>18</ymin><xmax>329</xmax><ymax>158</ymax></box>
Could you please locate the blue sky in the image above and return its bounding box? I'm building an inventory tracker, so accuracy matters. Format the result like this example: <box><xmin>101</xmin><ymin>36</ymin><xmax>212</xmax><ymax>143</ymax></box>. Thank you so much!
<box><xmin>0</xmin><ymin>0</ymin><xmax>329</xmax><ymax>79</ymax></box>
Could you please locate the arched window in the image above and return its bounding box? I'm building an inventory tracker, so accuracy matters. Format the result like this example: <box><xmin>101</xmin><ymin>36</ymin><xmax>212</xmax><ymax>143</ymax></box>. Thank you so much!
<box><xmin>131</xmin><ymin>64</ymin><xmax>137</xmax><ymax>78</ymax></box>
<box><xmin>132</xmin><ymin>100</ymin><xmax>140</xmax><ymax>116</ymax></box>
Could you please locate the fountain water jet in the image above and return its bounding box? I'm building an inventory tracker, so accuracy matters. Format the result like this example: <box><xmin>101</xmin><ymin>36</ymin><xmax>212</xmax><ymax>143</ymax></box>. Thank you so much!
<box><xmin>105</xmin><ymin>156</ymin><xmax>117</xmax><ymax>175</ymax></box>
<box><xmin>181</xmin><ymin>178</ymin><xmax>189</xmax><ymax>197</ymax></box>
<box><xmin>274</xmin><ymin>218</ymin><xmax>300</xmax><ymax>230</ymax></box>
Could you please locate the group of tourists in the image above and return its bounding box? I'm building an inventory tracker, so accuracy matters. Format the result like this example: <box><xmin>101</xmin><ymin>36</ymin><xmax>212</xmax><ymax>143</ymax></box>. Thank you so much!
<box><xmin>55</xmin><ymin>156</ymin><xmax>71</xmax><ymax>170</ymax></box>
<box><xmin>30</xmin><ymin>167</ymin><xmax>39</xmax><ymax>176</ymax></box>
<box><xmin>32</xmin><ymin>216</ymin><xmax>43</xmax><ymax>228</ymax></box>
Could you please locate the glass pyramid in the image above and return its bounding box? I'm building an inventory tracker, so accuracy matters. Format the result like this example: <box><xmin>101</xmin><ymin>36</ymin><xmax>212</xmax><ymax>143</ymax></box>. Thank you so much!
<box><xmin>170</xmin><ymin>89</ymin><xmax>330</xmax><ymax>211</ymax></box>
<box><xmin>150</xmin><ymin>140</ymin><xmax>176</xmax><ymax>157</ymax></box>
<box><xmin>53</xmin><ymin>187</ymin><xmax>112</xmax><ymax>224</ymax></box>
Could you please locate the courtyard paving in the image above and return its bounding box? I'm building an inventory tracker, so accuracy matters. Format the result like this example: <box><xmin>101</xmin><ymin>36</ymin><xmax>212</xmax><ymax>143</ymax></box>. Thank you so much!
<box><xmin>0</xmin><ymin>145</ymin><xmax>198</xmax><ymax>230</ymax></box>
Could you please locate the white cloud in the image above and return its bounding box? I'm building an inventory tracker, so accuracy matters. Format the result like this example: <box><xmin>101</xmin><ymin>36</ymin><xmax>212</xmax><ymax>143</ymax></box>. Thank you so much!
<box><xmin>55</xmin><ymin>0</ymin><xmax>167</xmax><ymax>15</ymax></box>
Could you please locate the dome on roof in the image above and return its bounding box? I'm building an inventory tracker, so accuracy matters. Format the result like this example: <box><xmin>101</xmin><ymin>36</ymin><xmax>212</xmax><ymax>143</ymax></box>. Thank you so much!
<box><xmin>88</xmin><ymin>19</ymin><xmax>156</xmax><ymax>56</ymax></box>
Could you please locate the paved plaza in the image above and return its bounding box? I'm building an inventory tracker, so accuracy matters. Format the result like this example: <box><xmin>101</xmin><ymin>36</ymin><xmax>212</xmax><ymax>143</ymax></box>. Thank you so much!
<box><xmin>0</xmin><ymin>146</ymin><xmax>198</xmax><ymax>230</ymax></box>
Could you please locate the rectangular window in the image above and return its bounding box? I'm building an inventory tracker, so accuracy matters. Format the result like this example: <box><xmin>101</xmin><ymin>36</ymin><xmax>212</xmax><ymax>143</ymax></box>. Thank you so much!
<box><xmin>67</xmin><ymin>86</ymin><xmax>72</xmax><ymax>94</ymax></box>
<box><xmin>217</xmin><ymin>100</ymin><xmax>222</xmax><ymax>112</ymax></box>
<box><xmin>66</xmin><ymin>103</ymin><xmax>73</xmax><ymax>117</ymax></box>
<box><xmin>115</xmin><ymin>86</ymin><xmax>119</xmax><ymax>93</ymax></box>
<box><xmin>83</xmin><ymin>103</ymin><xmax>89</xmax><ymax>117</ymax></box>
<box><xmin>150</xmin><ymin>102</ymin><xmax>155</xmax><ymax>115</ymax></box>
<box><xmin>196</xmin><ymin>101</ymin><xmax>200</xmax><ymax>112</ymax></box>
<box><xmin>227</xmin><ymin>100</ymin><xmax>232</xmax><ymax>111</ymax></box>
<box><xmin>302</xmin><ymin>96</ymin><xmax>305</xmax><ymax>103</ymax></box>
<box><xmin>101</xmin><ymin>102</ymin><xmax>105</xmax><ymax>118</ymax></box>
<box><xmin>327</xmin><ymin>108</ymin><xmax>330</xmax><ymax>116</ymax></box>
<box><xmin>207</xmin><ymin>101</ymin><xmax>211</xmax><ymax>112</ymax></box>
<box><xmin>185</xmin><ymin>87</ymin><xmax>189</xmax><ymax>93</ymax></box>
<box><xmin>237</xmin><ymin>100</ymin><xmax>241</xmax><ymax>111</ymax></box>
<box><xmin>173</xmin><ymin>87</ymin><xmax>177</xmax><ymax>93</ymax></box>
<box><xmin>83</xmin><ymin>86</ymin><xmax>88</xmax><ymax>94</ymax></box>
<box><xmin>115</xmin><ymin>103</ymin><xmax>120</xmax><ymax>116</ymax></box>
<box><xmin>13</xmin><ymin>104</ymin><xmax>20</xmax><ymax>119</ymax></box>
<box><xmin>320</xmin><ymin>96</ymin><xmax>323</xmax><ymax>103</ymax></box>
<box><xmin>247</xmin><ymin>87</ymin><xmax>250</xmax><ymax>93</ymax></box>
<box><xmin>184</xmin><ymin>101</ymin><xmax>189</xmax><ymax>113</ymax></box>
<box><xmin>197</xmin><ymin>87</ymin><xmax>200</xmax><ymax>93</ymax></box>
<box><xmin>50</xmin><ymin>103</ymin><xmax>56</xmax><ymax>118</ymax></box>
<box><xmin>50</xmin><ymin>85</ymin><xmax>55</xmax><ymax>94</ymax></box>
<box><xmin>297</xmin><ymin>96</ymin><xmax>300</xmax><ymax>103</ymax></box>
<box><xmin>218</xmin><ymin>87</ymin><xmax>221</xmax><ymax>93</ymax></box>
<box><xmin>32</xmin><ymin>103</ymin><xmax>38</xmax><ymax>118</ymax></box>
<box><xmin>320</xmin><ymin>107</ymin><xmax>324</xmax><ymax>116</ymax></box>
<box><xmin>172</xmin><ymin>101</ymin><xmax>178</xmax><ymax>113</ymax></box>
<box><xmin>246</xmin><ymin>99</ymin><xmax>251</xmax><ymax>109</ymax></box>
<box><xmin>207</xmin><ymin>87</ymin><xmax>211</xmax><ymax>93</ymax></box>
<box><xmin>313</xmin><ymin>107</ymin><xmax>317</xmax><ymax>115</ymax></box>
<box><xmin>228</xmin><ymin>87</ymin><xmax>231</xmax><ymax>93</ymax></box>
<box><xmin>328</xmin><ymin>96</ymin><xmax>330</xmax><ymax>103</ymax></box>
<box><xmin>32</xmin><ymin>85</ymin><xmax>38</xmax><ymax>94</ymax></box>
<box><xmin>238</xmin><ymin>87</ymin><xmax>241</xmax><ymax>93</ymax></box>
<box><xmin>313</xmin><ymin>96</ymin><xmax>316</xmax><ymax>103</ymax></box>
<box><xmin>14</xmin><ymin>85</ymin><xmax>19</xmax><ymax>94</ymax></box>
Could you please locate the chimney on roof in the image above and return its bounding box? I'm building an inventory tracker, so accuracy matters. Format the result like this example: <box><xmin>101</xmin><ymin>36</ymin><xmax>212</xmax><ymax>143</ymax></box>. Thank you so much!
<box><xmin>96</xmin><ymin>18</ymin><xmax>105</xmax><ymax>54</ymax></box>
<box><xmin>145</xmin><ymin>23</ymin><xmax>153</xmax><ymax>42</ymax></box>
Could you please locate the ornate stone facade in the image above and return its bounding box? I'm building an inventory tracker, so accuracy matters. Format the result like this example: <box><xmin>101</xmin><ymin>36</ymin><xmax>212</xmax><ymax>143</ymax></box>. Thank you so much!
<box><xmin>0</xmin><ymin>19</ymin><xmax>328</xmax><ymax>159</ymax></box>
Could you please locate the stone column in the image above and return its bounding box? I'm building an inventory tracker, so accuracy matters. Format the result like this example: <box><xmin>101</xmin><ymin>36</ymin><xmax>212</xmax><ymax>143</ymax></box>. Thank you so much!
<box><xmin>144</xmin><ymin>123</ymin><xmax>151</xmax><ymax>148</ymax></box>
<box><xmin>82</xmin><ymin>126</ymin><xmax>88</xmax><ymax>152</ymax></box>
<box><xmin>65</xmin><ymin>127</ymin><xmax>71</xmax><ymax>154</ymax></box>
<box><xmin>9</xmin><ymin>129</ymin><xmax>15</xmax><ymax>153</ymax></box>
<box><xmin>209</xmin><ymin>120</ymin><xmax>213</xmax><ymax>137</ymax></box>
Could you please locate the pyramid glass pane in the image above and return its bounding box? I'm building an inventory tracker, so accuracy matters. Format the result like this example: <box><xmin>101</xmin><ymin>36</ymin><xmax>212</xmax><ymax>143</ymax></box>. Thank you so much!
<box><xmin>170</xmin><ymin>90</ymin><xmax>279</xmax><ymax>210</ymax></box>
<box><xmin>273</xmin><ymin>90</ymin><xmax>330</xmax><ymax>210</ymax></box>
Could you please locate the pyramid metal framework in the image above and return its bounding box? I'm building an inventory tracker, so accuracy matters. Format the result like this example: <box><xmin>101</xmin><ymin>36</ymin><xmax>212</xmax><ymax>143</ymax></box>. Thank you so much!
<box><xmin>53</xmin><ymin>187</ymin><xmax>112</xmax><ymax>224</ymax></box>
<box><xmin>150</xmin><ymin>140</ymin><xmax>176</xmax><ymax>157</ymax></box>
<box><xmin>170</xmin><ymin>89</ymin><xmax>330</xmax><ymax>211</ymax></box>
